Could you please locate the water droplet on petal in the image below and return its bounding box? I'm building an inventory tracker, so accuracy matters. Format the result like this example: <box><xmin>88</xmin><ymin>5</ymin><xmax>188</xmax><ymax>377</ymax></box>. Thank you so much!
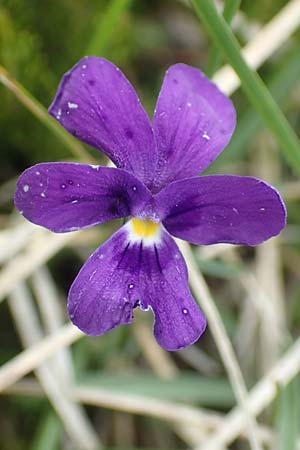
<box><xmin>260</xmin><ymin>207</ymin><xmax>266</xmax><ymax>212</ymax></box>
<box><xmin>128</xmin><ymin>283</ymin><xmax>134</xmax><ymax>289</ymax></box>
<box><xmin>35</xmin><ymin>171</ymin><xmax>40</xmax><ymax>176</ymax></box>
<box><xmin>56</xmin><ymin>109</ymin><xmax>62</xmax><ymax>120</ymax></box>
<box><xmin>68</xmin><ymin>180</ymin><xmax>73</xmax><ymax>185</ymax></box>
<box><xmin>61</xmin><ymin>183</ymin><xmax>67</xmax><ymax>189</ymax></box>
<box><xmin>132</xmin><ymin>186</ymin><xmax>137</xmax><ymax>192</ymax></box>
<box><xmin>182</xmin><ymin>308</ymin><xmax>189</xmax><ymax>315</ymax></box>
<box><xmin>40</xmin><ymin>192</ymin><xmax>46</xmax><ymax>198</ymax></box>
<box><xmin>23</xmin><ymin>184</ymin><xmax>29</xmax><ymax>192</ymax></box>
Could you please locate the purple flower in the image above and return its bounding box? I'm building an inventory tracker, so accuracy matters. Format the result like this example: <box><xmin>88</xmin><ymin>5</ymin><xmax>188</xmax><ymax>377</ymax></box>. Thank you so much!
<box><xmin>14</xmin><ymin>57</ymin><xmax>286</xmax><ymax>351</ymax></box>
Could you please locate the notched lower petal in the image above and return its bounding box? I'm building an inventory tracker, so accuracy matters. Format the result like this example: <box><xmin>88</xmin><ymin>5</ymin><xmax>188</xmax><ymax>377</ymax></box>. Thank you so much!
<box><xmin>68</xmin><ymin>223</ymin><xmax>206</xmax><ymax>350</ymax></box>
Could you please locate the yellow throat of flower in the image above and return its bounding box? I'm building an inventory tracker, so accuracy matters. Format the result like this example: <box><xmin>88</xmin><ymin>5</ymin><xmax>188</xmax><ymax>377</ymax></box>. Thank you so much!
<box><xmin>131</xmin><ymin>218</ymin><xmax>160</xmax><ymax>238</ymax></box>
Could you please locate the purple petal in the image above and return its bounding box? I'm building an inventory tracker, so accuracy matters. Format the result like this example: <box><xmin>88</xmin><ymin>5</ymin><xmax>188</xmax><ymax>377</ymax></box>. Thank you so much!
<box><xmin>137</xmin><ymin>227</ymin><xmax>206</xmax><ymax>351</ymax></box>
<box><xmin>152</xmin><ymin>64</ymin><xmax>236</xmax><ymax>191</ymax></box>
<box><xmin>155</xmin><ymin>175</ymin><xmax>286</xmax><ymax>246</ymax></box>
<box><xmin>68</xmin><ymin>223</ymin><xmax>206</xmax><ymax>350</ymax></box>
<box><xmin>49</xmin><ymin>57</ymin><xmax>157</xmax><ymax>187</ymax></box>
<box><xmin>15</xmin><ymin>163</ymin><xmax>151</xmax><ymax>232</ymax></box>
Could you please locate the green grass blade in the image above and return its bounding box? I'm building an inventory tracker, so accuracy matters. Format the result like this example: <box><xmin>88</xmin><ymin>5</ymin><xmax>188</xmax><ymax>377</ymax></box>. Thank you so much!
<box><xmin>80</xmin><ymin>372</ymin><xmax>234</xmax><ymax>407</ymax></box>
<box><xmin>191</xmin><ymin>0</ymin><xmax>300</xmax><ymax>174</ymax></box>
<box><xmin>210</xmin><ymin>45</ymin><xmax>300</xmax><ymax>169</ymax></box>
<box><xmin>206</xmin><ymin>0</ymin><xmax>241</xmax><ymax>77</ymax></box>
<box><xmin>30</xmin><ymin>412</ymin><xmax>62</xmax><ymax>450</ymax></box>
<box><xmin>86</xmin><ymin>0</ymin><xmax>133</xmax><ymax>56</ymax></box>
<box><xmin>0</xmin><ymin>65</ymin><xmax>93</xmax><ymax>162</ymax></box>
<box><xmin>276</xmin><ymin>377</ymin><xmax>300</xmax><ymax>450</ymax></box>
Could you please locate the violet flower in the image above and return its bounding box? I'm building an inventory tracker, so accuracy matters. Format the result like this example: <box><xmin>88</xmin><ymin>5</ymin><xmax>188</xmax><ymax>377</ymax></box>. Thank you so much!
<box><xmin>14</xmin><ymin>57</ymin><xmax>286</xmax><ymax>351</ymax></box>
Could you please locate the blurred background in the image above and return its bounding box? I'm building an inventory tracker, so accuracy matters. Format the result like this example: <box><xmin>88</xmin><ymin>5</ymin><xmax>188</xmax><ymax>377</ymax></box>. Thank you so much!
<box><xmin>0</xmin><ymin>0</ymin><xmax>300</xmax><ymax>449</ymax></box>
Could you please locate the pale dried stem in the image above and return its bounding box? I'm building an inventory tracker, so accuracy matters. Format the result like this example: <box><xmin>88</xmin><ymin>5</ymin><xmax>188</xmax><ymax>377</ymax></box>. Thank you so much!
<box><xmin>31</xmin><ymin>267</ymin><xmax>74</xmax><ymax>380</ymax></box>
<box><xmin>195</xmin><ymin>338</ymin><xmax>300</xmax><ymax>450</ymax></box>
<box><xmin>4</xmin><ymin>378</ymin><xmax>276</xmax><ymax>448</ymax></box>
<box><xmin>8</xmin><ymin>283</ymin><xmax>100</xmax><ymax>450</ymax></box>
<box><xmin>254</xmin><ymin>142</ymin><xmax>287</xmax><ymax>372</ymax></box>
<box><xmin>0</xmin><ymin>221</ymin><xmax>38</xmax><ymax>264</ymax></box>
<box><xmin>179</xmin><ymin>241</ymin><xmax>263</xmax><ymax>450</ymax></box>
<box><xmin>0</xmin><ymin>227</ymin><xmax>79</xmax><ymax>303</ymax></box>
<box><xmin>213</xmin><ymin>0</ymin><xmax>300</xmax><ymax>95</ymax></box>
<box><xmin>1</xmin><ymin>326</ymin><xmax>299</xmax><ymax>448</ymax></box>
<box><xmin>132</xmin><ymin>320</ymin><xmax>207</xmax><ymax>446</ymax></box>
<box><xmin>0</xmin><ymin>323</ymin><xmax>82</xmax><ymax>392</ymax></box>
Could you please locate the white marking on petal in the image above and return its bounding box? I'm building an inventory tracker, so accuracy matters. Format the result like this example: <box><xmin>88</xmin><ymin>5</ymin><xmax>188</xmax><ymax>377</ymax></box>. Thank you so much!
<box><xmin>202</xmin><ymin>131</ymin><xmax>210</xmax><ymax>140</ymax></box>
<box><xmin>67</xmin><ymin>102</ymin><xmax>78</xmax><ymax>109</ymax></box>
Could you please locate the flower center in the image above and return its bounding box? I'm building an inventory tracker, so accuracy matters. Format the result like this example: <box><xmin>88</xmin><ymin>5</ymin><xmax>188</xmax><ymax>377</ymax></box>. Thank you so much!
<box><xmin>131</xmin><ymin>218</ymin><xmax>160</xmax><ymax>238</ymax></box>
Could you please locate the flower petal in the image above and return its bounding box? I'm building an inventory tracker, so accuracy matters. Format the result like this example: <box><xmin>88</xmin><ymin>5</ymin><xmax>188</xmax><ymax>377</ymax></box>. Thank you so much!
<box><xmin>68</xmin><ymin>223</ymin><xmax>206</xmax><ymax>350</ymax></box>
<box><xmin>155</xmin><ymin>175</ymin><xmax>286</xmax><ymax>246</ymax></box>
<box><xmin>68</xmin><ymin>226</ymin><xmax>140</xmax><ymax>336</ymax></box>
<box><xmin>15</xmin><ymin>163</ymin><xmax>151</xmax><ymax>232</ymax></box>
<box><xmin>152</xmin><ymin>64</ymin><xmax>236</xmax><ymax>191</ymax></box>
<box><xmin>137</xmin><ymin>226</ymin><xmax>207</xmax><ymax>351</ymax></box>
<box><xmin>49</xmin><ymin>57</ymin><xmax>157</xmax><ymax>187</ymax></box>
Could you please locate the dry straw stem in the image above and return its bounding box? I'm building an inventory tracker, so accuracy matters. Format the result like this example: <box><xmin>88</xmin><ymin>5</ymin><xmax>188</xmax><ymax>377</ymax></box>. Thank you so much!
<box><xmin>9</xmin><ymin>284</ymin><xmax>100</xmax><ymax>450</ymax></box>
<box><xmin>32</xmin><ymin>267</ymin><xmax>75</xmax><ymax>380</ymax></box>
<box><xmin>213</xmin><ymin>0</ymin><xmax>300</xmax><ymax>95</ymax></box>
<box><xmin>0</xmin><ymin>227</ymin><xmax>80</xmax><ymax>303</ymax></box>
<box><xmin>0</xmin><ymin>324</ymin><xmax>299</xmax><ymax>445</ymax></box>
<box><xmin>132</xmin><ymin>321</ymin><xmax>206</xmax><ymax>446</ymax></box>
<box><xmin>195</xmin><ymin>337</ymin><xmax>300</xmax><ymax>450</ymax></box>
<box><xmin>3</xmin><ymin>380</ymin><xmax>276</xmax><ymax>448</ymax></box>
<box><xmin>179</xmin><ymin>241</ymin><xmax>263</xmax><ymax>450</ymax></box>
<box><xmin>0</xmin><ymin>323</ymin><xmax>82</xmax><ymax>392</ymax></box>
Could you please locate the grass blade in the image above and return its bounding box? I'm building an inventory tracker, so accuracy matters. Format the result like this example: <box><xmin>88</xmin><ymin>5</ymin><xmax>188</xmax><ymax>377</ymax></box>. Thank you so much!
<box><xmin>206</xmin><ymin>0</ymin><xmax>241</xmax><ymax>77</ymax></box>
<box><xmin>191</xmin><ymin>0</ymin><xmax>300</xmax><ymax>174</ymax></box>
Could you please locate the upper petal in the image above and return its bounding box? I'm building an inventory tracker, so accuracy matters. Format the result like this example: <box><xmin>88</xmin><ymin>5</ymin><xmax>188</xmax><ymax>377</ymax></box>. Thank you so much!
<box><xmin>152</xmin><ymin>64</ymin><xmax>236</xmax><ymax>191</ymax></box>
<box><xmin>155</xmin><ymin>175</ymin><xmax>286</xmax><ymax>246</ymax></box>
<box><xmin>14</xmin><ymin>163</ymin><xmax>151</xmax><ymax>232</ymax></box>
<box><xmin>68</xmin><ymin>222</ymin><xmax>206</xmax><ymax>350</ymax></box>
<box><xmin>49</xmin><ymin>57</ymin><xmax>157</xmax><ymax>187</ymax></box>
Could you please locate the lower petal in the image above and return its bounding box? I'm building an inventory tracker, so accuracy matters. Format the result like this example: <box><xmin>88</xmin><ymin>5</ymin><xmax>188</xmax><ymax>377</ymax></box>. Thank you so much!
<box><xmin>68</xmin><ymin>222</ymin><xmax>206</xmax><ymax>350</ymax></box>
<box><xmin>137</xmin><ymin>228</ymin><xmax>207</xmax><ymax>351</ymax></box>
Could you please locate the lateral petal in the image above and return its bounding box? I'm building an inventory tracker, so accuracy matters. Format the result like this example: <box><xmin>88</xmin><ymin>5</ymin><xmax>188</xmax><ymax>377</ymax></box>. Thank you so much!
<box><xmin>15</xmin><ymin>163</ymin><xmax>151</xmax><ymax>232</ymax></box>
<box><xmin>155</xmin><ymin>175</ymin><xmax>286</xmax><ymax>246</ymax></box>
